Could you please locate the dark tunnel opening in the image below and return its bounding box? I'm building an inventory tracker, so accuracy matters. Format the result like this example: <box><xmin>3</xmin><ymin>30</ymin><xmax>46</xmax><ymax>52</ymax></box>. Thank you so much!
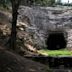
<box><xmin>46</xmin><ymin>32</ymin><xmax>67</xmax><ymax>50</ymax></box>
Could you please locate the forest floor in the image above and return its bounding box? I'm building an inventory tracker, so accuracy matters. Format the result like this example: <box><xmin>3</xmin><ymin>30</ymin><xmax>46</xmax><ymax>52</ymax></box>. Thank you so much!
<box><xmin>0</xmin><ymin>47</ymin><xmax>49</xmax><ymax>72</ymax></box>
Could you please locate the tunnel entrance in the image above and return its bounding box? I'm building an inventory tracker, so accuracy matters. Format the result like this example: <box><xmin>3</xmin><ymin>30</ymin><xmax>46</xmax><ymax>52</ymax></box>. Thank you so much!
<box><xmin>47</xmin><ymin>32</ymin><xmax>67</xmax><ymax>50</ymax></box>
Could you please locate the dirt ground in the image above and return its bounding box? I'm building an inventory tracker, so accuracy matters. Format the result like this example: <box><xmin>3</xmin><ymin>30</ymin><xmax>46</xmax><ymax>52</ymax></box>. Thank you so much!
<box><xmin>0</xmin><ymin>47</ymin><xmax>49</xmax><ymax>72</ymax></box>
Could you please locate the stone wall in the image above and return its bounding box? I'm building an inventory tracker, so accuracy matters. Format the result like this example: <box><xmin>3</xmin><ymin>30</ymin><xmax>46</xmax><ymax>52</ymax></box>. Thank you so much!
<box><xmin>18</xmin><ymin>6</ymin><xmax>72</xmax><ymax>49</ymax></box>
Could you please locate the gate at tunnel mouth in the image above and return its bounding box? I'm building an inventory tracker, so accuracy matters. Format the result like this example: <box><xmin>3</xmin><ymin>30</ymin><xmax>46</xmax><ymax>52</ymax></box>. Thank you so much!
<box><xmin>46</xmin><ymin>32</ymin><xmax>67</xmax><ymax>50</ymax></box>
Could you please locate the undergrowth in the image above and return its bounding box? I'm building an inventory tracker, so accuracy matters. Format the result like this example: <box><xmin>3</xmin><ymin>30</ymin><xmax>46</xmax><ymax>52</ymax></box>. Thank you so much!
<box><xmin>37</xmin><ymin>49</ymin><xmax>72</xmax><ymax>56</ymax></box>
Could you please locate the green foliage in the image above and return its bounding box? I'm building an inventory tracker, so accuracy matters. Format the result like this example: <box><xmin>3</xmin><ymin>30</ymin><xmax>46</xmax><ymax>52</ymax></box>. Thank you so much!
<box><xmin>0</xmin><ymin>0</ymin><xmax>11</xmax><ymax>9</ymax></box>
<box><xmin>55</xmin><ymin>0</ymin><xmax>72</xmax><ymax>6</ymax></box>
<box><xmin>63</xmin><ymin>3</ymin><xmax>72</xmax><ymax>6</ymax></box>
<box><xmin>21</xmin><ymin>0</ymin><xmax>55</xmax><ymax>7</ymax></box>
<box><xmin>34</xmin><ymin>0</ymin><xmax>55</xmax><ymax>6</ymax></box>
<box><xmin>38</xmin><ymin>49</ymin><xmax>72</xmax><ymax>56</ymax></box>
<box><xmin>55</xmin><ymin>0</ymin><xmax>62</xmax><ymax>5</ymax></box>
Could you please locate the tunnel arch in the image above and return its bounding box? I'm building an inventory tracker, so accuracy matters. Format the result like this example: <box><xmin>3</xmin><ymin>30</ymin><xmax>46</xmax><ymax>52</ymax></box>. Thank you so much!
<box><xmin>46</xmin><ymin>31</ymin><xmax>67</xmax><ymax>50</ymax></box>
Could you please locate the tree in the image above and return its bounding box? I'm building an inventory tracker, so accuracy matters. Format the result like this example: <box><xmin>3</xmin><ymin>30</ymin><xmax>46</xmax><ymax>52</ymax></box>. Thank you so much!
<box><xmin>21</xmin><ymin>0</ymin><xmax>55</xmax><ymax>6</ymax></box>
<box><xmin>55</xmin><ymin>0</ymin><xmax>62</xmax><ymax>5</ymax></box>
<box><xmin>0</xmin><ymin>0</ymin><xmax>10</xmax><ymax>9</ymax></box>
<box><xmin>10</xmin><ymin>0</ymin><xmax>22</xmax><ymax>50</ymax></box>
<box><xmin>68</xmin><ymin>0</ymin><xmax>69</xmax><ymax>4</ymax></box>
<box><xmin>34</xmin><ymin>0</ymin><xmax>55</xmax><ymax>6</ymax></box>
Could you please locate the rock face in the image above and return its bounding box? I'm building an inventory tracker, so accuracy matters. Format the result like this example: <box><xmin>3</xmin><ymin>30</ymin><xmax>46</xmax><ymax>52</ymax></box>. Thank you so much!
<box><xmin>1</xmin><ymin>6</ymin><xmax>72</xmax><ymax>50</ymax></box>
<box><xmin>18</xmin><ymin>6</ymin><xmax>72</xmax><ymax>49</ymax></box>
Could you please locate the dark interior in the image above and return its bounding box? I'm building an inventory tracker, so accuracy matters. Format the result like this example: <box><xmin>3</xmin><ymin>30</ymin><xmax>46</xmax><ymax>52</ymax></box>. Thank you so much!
<box><xmin>46</xmin><ymin>32</ymin><xmax>67</xmax><ymax>50</ymax></box>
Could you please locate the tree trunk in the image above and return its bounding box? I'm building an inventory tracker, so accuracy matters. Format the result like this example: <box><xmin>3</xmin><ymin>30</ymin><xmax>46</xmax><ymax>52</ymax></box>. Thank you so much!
<box><xmin>10</xmin><ymin>8</ymin><xmax>18</xmax><ymax>50</ymax></box>
<box><xmin>9</xmin><ymin>0</ymin><xmax>21</xmax><ymax>50</ymax></box>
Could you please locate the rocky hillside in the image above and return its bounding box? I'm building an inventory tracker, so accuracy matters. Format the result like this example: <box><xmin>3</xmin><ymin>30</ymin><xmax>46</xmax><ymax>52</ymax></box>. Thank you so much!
<box><xmin>0</xmin><ymin>6</ymin><xmax>72</xmax><ymax>54</ymax></box>
<box><xmin>18</xmin><ymin>6</ymin><xmax>72</xmax><ymax>49</ymax></box>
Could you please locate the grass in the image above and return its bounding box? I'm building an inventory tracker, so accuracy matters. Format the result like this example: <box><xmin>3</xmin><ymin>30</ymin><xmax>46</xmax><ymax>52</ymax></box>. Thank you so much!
<box><xmin>37</xmin><ymin>49</ymin><xmax>72</xmax><ymax>57</ymax></box>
